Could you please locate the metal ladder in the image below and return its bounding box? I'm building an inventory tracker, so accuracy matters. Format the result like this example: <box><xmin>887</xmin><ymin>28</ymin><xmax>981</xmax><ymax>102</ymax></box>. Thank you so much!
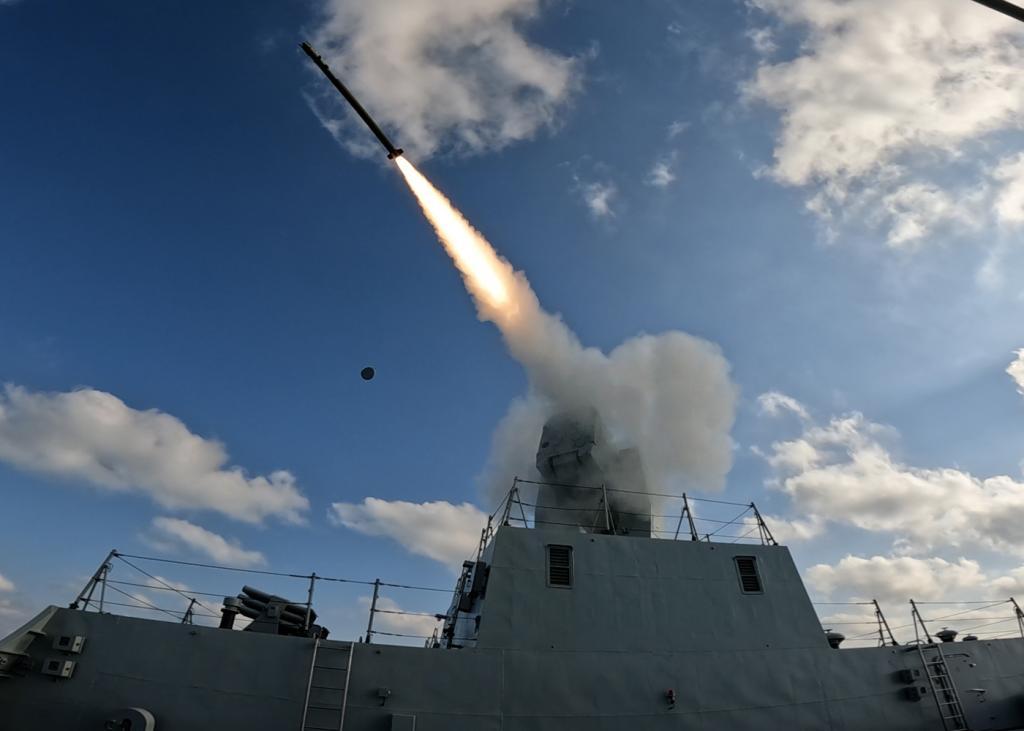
<box><xmin>916</xmin><ymin>642</ymin><xmax>968</xmax><ymax>730</ymax></box>
<box><xmin>299</xmin><ymin>639</ymin><xmax>354</xmax><ymax>731</ymax></box>
<box><xmin>909</xmin><ymin>599</ymin><xmax>969</xmax><ymax>730</ymax></box>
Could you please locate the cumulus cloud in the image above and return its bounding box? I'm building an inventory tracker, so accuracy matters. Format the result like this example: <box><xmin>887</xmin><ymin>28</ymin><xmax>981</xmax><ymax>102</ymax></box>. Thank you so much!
<box><xmin>358</xmin><ymin>595</ymin><xmax>441</xmax><ymax>639</ymax></box>
<box><xmin>0</xmin><ymin>574</ymin><xmax>25</xmax><ymax>631</ymax></box>
<box><xmin>574</xmin><ymin>178</ymin><xmax>617</xmax><ymax>218</ymax></box>
<box><xmin>150</xmin><ymin>517</ymin><xmax>266</xmax><ymax>567</ymax></box>
<box><xmin>807</xmin><ymin>554</ymin><xmax>1024</xmax><ymax>644</ymax></box>
<box><xmin>806</xmin><ymin>555</ymin><xmax>991</xmax><ymax>604</ymax></box>
<box><xmin>746</xmin><ymin>27</ymin><xmax>777</xmax><ymax>56</ymax></box>
<box><xmin>646</xmin><ymin>158</ymin><xmax>677</xmax><ymax>188</ymax></box>
<box><xmin>308</xmin><ymin>0</ymin><xmax>581</xmax><ymax>159</ymax></box>
<box><xmin>757</xmin><ymin>391</ymin><xmax>810</xmax><ymax>420</ymax></box>
<box><xmin>746</xmin><ymin>0</ymin><xmax>1024</xmax><ymax>246</ymax></box>
<box><xmin>993</xmin><ymin>153</ymin><xmax>1024</xmax><ymax>226</ymax></box>
<box><xmin>667</xmin><ymin>120</ymin><xmax>690</xmax><ymax>139</ymax></box>
<box><xmin>877</xmin><ymin>181</ymin><xmax>980</xmax><ymax>249</ymax></box>
<box><xmin>328</xmin><ymin>498</ymin><xmax>487</xmax><ymax>566</ymax></box>
<box><xmin>0</xmin><ymin>384</ymin><xmax>308</xmax><ymax>524</ymax></box>
<box><xmin>763</xmin><ymin>514</ymin><xmax>824</xmax><ymax>543</ymax></box>
<box><xmin>1010</xmin><ymin>349</ymin><xmax>1024</xmax><ymax>395</ymax></box>
<box><xmin>761</xmin><ymin>410</ymin><xmax>1024</xmax><ymax>556</ymax></box>
<box><xmin>0</xmin><ymin>600</ymin><xmax>22</xmax><ymax>623</ymax></box>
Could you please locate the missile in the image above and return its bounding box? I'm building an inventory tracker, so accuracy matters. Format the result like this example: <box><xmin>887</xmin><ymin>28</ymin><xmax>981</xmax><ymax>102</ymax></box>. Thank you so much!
<box><xmin>969</xmin><ymin>0</ymin><xmax>1024</xmax><ymax>22</ymax></box>
<box><xmin>300</xmin><ymin>42</ymin><xmax>404</xmax><ymax>160</ymax></box>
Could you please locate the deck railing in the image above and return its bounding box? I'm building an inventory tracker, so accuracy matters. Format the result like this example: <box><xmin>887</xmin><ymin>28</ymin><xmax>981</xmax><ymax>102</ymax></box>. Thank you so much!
<box><xmin>481</xmin><ymin>477</ymin><xmax>777</xmax><ymax>553</ymax></box>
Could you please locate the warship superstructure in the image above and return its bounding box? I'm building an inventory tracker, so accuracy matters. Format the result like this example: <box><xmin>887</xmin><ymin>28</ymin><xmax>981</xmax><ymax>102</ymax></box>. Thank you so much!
<box><xmin>4</xmin><ymin>410</ymin><xmax>1024</xmax><ymax>731</ymax></box>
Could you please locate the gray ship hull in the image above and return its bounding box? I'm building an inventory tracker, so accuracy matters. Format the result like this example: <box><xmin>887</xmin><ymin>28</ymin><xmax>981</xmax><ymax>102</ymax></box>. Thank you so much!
<box><xmin>4</xmin><ymin>526</ymin><xmax>1024</xmax><ymax>730</ymax></box>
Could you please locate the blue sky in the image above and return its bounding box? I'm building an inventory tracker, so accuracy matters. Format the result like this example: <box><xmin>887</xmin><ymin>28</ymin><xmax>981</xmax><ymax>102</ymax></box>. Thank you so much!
<box><xmin>1</xmin><ymin>0</ymin><xmax>1023</xmax><ymax>642</ymax></box>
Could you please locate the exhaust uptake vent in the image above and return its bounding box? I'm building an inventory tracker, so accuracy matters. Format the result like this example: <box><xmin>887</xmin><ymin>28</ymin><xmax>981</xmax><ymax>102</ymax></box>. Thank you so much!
<box><xmin>735</xmin><ymin>556</ymin><xmax>762</xmax><ymax>593</ymax></box>
<box><xmin>547</xmin><ymin>545</ymin><xmax>573</xmax><ymax>587</ymax></box>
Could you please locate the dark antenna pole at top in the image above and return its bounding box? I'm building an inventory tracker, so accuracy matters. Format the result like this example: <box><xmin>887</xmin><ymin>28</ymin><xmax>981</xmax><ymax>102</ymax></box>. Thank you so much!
<box><xmin>970</xmin><ymin>0</ymin><xmax>1024</xmax><ymax>23</ymax></box>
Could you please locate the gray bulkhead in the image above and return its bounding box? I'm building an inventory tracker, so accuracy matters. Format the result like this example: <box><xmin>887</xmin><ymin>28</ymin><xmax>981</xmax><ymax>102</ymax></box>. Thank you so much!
<box><xmin>0</xmin><ymin>608</ymin><xmax>317</xmax><ymax>729</ymax></box>
<box><xmin>4</xmin><ymin>525</ymin><xmax>1024</xmax><ymax>729</ymax></box>
<box><xmin>349</xmin><ymin>526</ymin><xmax>1024</xmax><ymax>730</ymax></box>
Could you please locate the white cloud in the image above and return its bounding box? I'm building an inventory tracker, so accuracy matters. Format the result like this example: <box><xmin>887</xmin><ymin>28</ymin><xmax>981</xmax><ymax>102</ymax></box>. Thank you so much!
<box><xmin>756</xmin><ymin>391</ymin><xmax>810</xmax><ymax>420</ymax></box>
<box><xmin>1009</xmin><ymin>349</ymin><xmax>1024</xmax><ymax>395</ymax></box>
<box><xmin>151</xmin><ymin>517</ymin><xmax>266</xmax><ymax>567</ymax></box>
<box><xmin>359</xmin><ymin>595</ymin><xmax>442</xmax><ymax>639</ymax></box>
<box><xmin>761</xmin><ymin>411</ymin><xmax>1024</xmax><ymax>556</ymax></box>
<box><xmin>143</xmin><ymin>574</ymin><xmax>191</xmax><ymax>594</ymax></box>
<box><xmin>0</xmin><ymin>575</ymin><xmax>29</xmax><ymax>631</ymax></box>
<box><xmin>746</xmin><ymin>0</ymin><xmax>1024</xmax><ymax>246</ymax></box>
<box><xmin>0</xmin><ymin>600</ymin><xmax>22</xmax><ymax>622</ymax></box>
<box><xmin>309</xmin><ymin>0</ymin><xmax>581</xmax><ymax>159</ymax></box>
<box><xmin>646</xmin><ymin>158</ymin><xmax>677</xmax><ymax>188</ymax></box>
<box><xmin>328</xmin><ymin>498</ymin><xmax>486</xmax><ymax>567</ymax></box>
<box><xmin>994</xmin><ymin>153</ymin><xmax>1024</xmax><ymax>226</ymax></box>
<box><xmin>807</xmin><ymin>554</ymin><xmax>1024</xmax><ymax>640</ymax></box>
<box><xmin>746</xmin><ymin>27</ymin><xmax>777</xmax><ymax>56</ymax></box>
<box><xmin>575</xmin><ymin>178</ymin><xmax>617</xmax><ymax>218</ymax></box>
<box><xmin>0</xmin><ymin>384</ymin><xmax>308</xmax><ymax>524</ymax></box>
<box><xmin>763</xmin><ymin>514</ymin><xmax>824</xmax><ymax>543</ymax></box>
<box><xmin>806</xmin><ymin>555</ymin><xmax>990</xmax><ymax>604</ymax></box>
<box><xmin>877</xmin><ymin>181</ymin><xmax>979</xmax><ymax>249</ymax></box>
<box><xmin>667</xmin><ymin>120</ymin><xmax>690</xmax><ymax>139</ymax></box>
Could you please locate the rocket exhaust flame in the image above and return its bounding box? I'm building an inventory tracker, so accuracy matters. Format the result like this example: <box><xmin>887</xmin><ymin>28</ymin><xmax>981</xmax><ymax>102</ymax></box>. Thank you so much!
<box><xmin>393</xmin><ymin>157</ymin><xmax>738</xmax><ymax>505</ymax></box>
<box><xmin>394</xmin><ymin>158</ymin><xmax>514</xmax><ymax>314</ymax></box>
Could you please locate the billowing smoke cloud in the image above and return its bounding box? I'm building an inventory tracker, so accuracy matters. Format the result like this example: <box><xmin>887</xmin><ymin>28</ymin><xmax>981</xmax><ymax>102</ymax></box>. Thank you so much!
<box><xmin>396</xmin><ymin>159</ymin><xmax>738</xmax><ymax>502</ymax></box>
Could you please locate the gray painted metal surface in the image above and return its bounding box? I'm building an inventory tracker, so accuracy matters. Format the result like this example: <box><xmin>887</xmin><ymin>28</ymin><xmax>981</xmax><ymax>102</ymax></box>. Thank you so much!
<box><xmin>4</xmin><ymin>523</ymin><xmax>1024</xmax><ymax>730</ymax></box>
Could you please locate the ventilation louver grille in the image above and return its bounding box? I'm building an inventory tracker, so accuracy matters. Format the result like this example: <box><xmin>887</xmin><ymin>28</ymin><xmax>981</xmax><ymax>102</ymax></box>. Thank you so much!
<box><xmin>547</xmin><ymin>545</ymin><xmax>573</xmax><ymax>587</ymax></box>
<box><xmin>735</xmin><ymin>556</ymin><xmax>762</xmax><ymax>593</ymax></box>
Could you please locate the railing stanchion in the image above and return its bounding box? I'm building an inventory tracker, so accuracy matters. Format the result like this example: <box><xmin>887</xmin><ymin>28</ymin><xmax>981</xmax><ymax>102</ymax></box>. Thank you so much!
<box><xmin>365</xmin><ymin>578</ymin><xmax>381</xmax><ymax>644</ymax></box>
<box><xmin>910</xmin><ymin>599</ymin><xmax>932</xmax><ymax>643</ymax></box>
<box><xmin>675</xmin><ymin>493</ymin><xmax>698</xmax><ymax>541</ymax></box>
<box><xmin>500</xmin><ymin>480</ymin><xmax>517</xmax><ymax>526</ymax></box>
<box><xmin>750</xmin><ymin>502</ymin><xmax>777</xmax><ymax>546</ymax></box>
<box><xmin>601</xmin><ymin>483</ymin><xmax>613</xmax><ymax>533</ymax></box>
<box><xmin>71</xmin><ymin>549</ymin><xmax>117</xmax><ymax>611</ymax></box>
<box><xmin>305</xmin><ymin>572</ymin><xmax>317</xmax><ymax>631</ymax></box>
<box><xmin>1011</xmin><ymin>597</ymin><xmax>1024</xmax><ymax>639</ymax></box>
<box><xmin>873</xmin><ymin>599</ymin><xmax>898</xmax><ymax>646</ymax></box>
<box><xmin>516</xmin><ymin>488</ymin><xmax>528</xmax><ymax>527</ymax></box>
<box><xmin>97</xmin><ymin>559</ymin><xmax>110</xmax><ymax>613</ymax></box>
<box><xmin>181</xmin><ymin>598</ymin><xmax>196</xmax><ymax>625</ymax></box>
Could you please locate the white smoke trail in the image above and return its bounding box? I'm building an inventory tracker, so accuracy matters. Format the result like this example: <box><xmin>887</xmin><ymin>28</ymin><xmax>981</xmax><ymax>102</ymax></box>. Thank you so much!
<box><xmin>395</xmin><ymin>158</ymin><xmax>738</xmax><ymax>501</ymax></box>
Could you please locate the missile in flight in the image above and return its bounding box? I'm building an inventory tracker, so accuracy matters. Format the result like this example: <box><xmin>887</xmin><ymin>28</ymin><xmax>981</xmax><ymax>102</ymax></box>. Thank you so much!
<box><xmin>300</xmin><ymin>41</ymin><xmax>404</xmax><ymax>160</ymax></box>
<box><xmin>970</xmin><ymin>0</ymin><xmax>1024</xmax><ymax>23</ymax></box>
